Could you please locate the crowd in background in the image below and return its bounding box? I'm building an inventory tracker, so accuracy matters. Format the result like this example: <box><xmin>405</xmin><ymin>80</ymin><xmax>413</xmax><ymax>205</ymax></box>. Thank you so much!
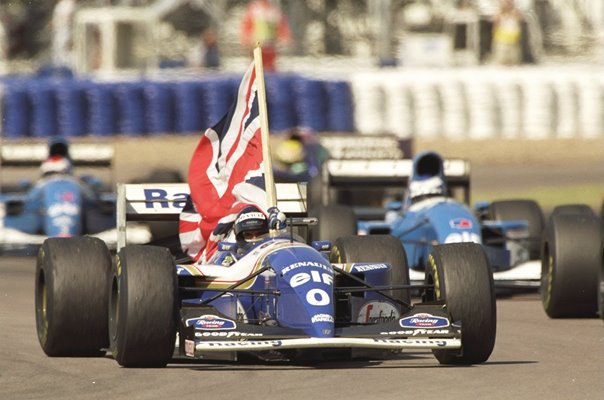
<box><xmin>0</xmin><ymin>0</ymin><xmax>602</xmax><ymax>76</ymax></box>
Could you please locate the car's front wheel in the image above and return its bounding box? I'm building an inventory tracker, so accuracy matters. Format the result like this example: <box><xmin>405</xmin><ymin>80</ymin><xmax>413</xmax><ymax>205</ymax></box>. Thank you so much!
<box><xmin>425</xmin><ymin>243</ymin><xmax>496</xmax><ymax>365</ymax></box>
<box><xmin>109</xmin><ymin>245</ymin><xmax>178</xmax><ymax>367</ymax></box>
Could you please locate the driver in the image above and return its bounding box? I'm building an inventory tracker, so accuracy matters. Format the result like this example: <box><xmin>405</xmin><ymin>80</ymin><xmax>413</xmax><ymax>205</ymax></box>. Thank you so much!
<box><xmin>234</xmin><ymin>205</ymin><xmax>271</xmax><ymax>251</ymax></box>
<box><xmin>40</xmin><ymin>137</ymin><xmax>73</xmax><ymax>176</ymax></box>
<box><xmin>207</xmin><ymin>205</ymin><xmax>286</xmax><ymax>266</ymax></box>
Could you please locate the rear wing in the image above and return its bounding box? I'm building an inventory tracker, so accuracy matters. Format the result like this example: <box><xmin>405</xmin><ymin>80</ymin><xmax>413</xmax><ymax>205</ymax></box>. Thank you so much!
<box><xmin>0</xmin><ymin>143</ymin><xmax>115</xmax><ymax>168</ymax></box>
<box><xmin>320</xmin><ymin>158</ymin><xmax>471</xmax><ymax>205</ymax></box>
<box><xmin>318</xmin><ymin>133</ymin><xmax>412</xmax><ymax>160</ymax></box>
<box><xmin>116</xmin><ymin>182</ymin><xmax>308</xmax><ymax>250</ymax></box>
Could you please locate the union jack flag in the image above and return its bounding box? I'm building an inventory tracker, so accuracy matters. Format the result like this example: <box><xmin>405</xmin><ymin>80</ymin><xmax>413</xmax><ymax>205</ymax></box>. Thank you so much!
<box><xmin>179</xmin><ymin>61</ymin><xmax>267</xmax><ymax>262</ymax></box>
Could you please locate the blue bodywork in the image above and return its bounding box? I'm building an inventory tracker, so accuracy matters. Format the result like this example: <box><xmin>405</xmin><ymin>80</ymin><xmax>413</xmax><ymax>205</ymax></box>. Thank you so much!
<box><xmin>358</xmin><ymin>151</ymin><xmax>529</xmax><ymax>272</ymax></box>
<box><xmin>178</xmin><ymin>236</ymin><xmax>394</xmax><ymax>338</ymax></box>
<box><xmin>1</xmin><ymin>173</ymin><xmax>115</xmax><ymax>239</ymax></box>
<box><xmin>389</xmin><ymin>199</ymin><xmax>482</xmax><ymax>271</ymax></box>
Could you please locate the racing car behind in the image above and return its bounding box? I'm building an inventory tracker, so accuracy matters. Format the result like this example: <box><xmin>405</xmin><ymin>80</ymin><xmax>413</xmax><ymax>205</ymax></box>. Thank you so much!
<box><xmin>310</xmin><ymin>151</ymin><xmax>545</xmax><ymax>289</ymax></box>
<box><xmin>0</xmin><ymin>140</ymin><xmax>150</xmax><ymax>253</ymax></box>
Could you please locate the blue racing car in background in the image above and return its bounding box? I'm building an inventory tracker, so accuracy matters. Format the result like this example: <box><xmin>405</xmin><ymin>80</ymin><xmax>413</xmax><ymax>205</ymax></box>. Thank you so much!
<box><xmin>310</xmin><ymin>150</ymin><xmax>545</xmax><ymax>289</ymax></box>
<box><xmin>0</xmin><ymin>139</ymin><xmax>150</xmax><ymax>252</ymax></box>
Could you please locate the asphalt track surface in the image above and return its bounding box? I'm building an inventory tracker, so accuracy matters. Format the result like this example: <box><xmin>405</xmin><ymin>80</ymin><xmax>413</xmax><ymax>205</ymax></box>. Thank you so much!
<box><xmin>1</xmin><ymin>256</ymin><xmax>603</xmax><ymax>400</ymax></box>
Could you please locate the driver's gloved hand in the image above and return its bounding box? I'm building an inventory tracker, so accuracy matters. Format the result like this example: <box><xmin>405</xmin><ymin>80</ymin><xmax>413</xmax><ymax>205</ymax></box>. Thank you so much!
<box><xmin>268</xmin><ymin>207</ymin><xmax>286</xmax><ymax>230</ymax></box>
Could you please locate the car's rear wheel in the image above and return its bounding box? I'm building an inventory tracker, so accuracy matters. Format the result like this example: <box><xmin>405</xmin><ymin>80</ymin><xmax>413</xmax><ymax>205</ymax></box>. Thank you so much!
<box><xmin>330</xmin><ymin>235</ymin><xmax>411</xmax><ymax>307</ymax></box>
<box><xmin>425</xmin><ymin>243</ymin><xmax>496</xmax><ymax>365</ymax></box>
<box><xmin>541</xmin><ymin>212</ymin><xmax>601</xmax><ymax>318</ymax></box>
<box><xmin>310</xmin><ymin>205</ymin><xmax>357</xmax><ymax>243</ymax></box>
<box><xmin>109</xmin><ymin>245</ymin><xmax>177</xmax><ymax>367</ymax></box>
<box><xmin>488</xmin><ymin>199</ymin><xmax>544</xmax><ymax>259</ymax></box>
<box><xmin>551</xmin><ymin>204</ymin><xmax>596</xmax><ymax>218</ymax></box>
<box><xmin>35</xmin><ymin>237</ymin><xmax>111</xmax><ymax>356</ymax></box>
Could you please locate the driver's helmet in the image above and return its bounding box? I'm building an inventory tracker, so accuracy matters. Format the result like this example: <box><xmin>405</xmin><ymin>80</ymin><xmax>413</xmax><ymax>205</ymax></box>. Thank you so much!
<box><xmin>234</xmin><ymin>206</ymin><xmax>269</xmax><ymax>250</ymax></box>
<box><xmin>40</xmin><ymin>155</ymin><xmax>73</xmax><ymax>176</ymax></box>
<box><xmin>408</xmin><ymin>151</ymin><xmax>447</xmax><ymax>201</ymax></box>
<box><xmin>275</xmin><ymin>137</ymin><xmax>304</xmax><ymax>166</ymax></box>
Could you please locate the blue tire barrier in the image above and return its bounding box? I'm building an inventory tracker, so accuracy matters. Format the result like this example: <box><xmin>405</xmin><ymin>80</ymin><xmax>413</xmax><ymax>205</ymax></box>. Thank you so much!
<box><xmin>174</xmin><ymin>81</ymin><xmax>204</xmax><ymax>134</ymax></box>
<box><xmin>324</xmin><ymin>80</ymin><xmax>354</xmax><ymax>132</ymax></box>
<box><xmin>292</xmin><ymin>77</ymin><xmax>327</xmax><ymax>132</ymax></box>
<box><xmin>28</xmin><ymin>80</ymin><xmax>58</xmax><ymax>138</ymax></box>
<box><xmin>2</xmin><ymin>83</ymin><xmax>31</xmax><ymax>138</ymax></box>
<box><xmin>1</xmin><ymin>74</ymin><xmax>359</xmax><ymax>139</ymax></box>
<box><xmin>144</xmin><ymin>81</ymin><xmax>176</xmax><ymax>135</ymax></box>
<box><xmin>86</xmin><ymin>83</ymin><xmax>118</xmax><ymax>137</ymax></box>
<box><xmin>265</xmin><ymin>73</ymin><xmax>296</xmax><ymax>132</ymax></box>
<box><xmin>115</xmin><ymin>82</ymin><xmax>146</xmax><ymax>136</ymax></box>
<box><xmin>55</xmin><ymin>80</ymin><xmax>89</xmax><ymax>137</ymax></box>
<box><xmin>199</xmin><ymin>78</ymin><xmax>233</xmax><ymax>129</ymax></box>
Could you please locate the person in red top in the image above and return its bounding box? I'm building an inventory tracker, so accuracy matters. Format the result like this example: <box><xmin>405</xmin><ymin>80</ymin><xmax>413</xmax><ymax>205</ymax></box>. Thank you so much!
<box><xmin>240</xmin><ymin>0</ymin><xmax>292</xmax><ymax>71</ymax></box>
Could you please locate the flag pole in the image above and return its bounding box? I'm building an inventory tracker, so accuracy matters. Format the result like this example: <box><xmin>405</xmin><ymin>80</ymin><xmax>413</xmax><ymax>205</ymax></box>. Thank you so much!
<box><xmin>253</xmin><ymin>44</ymin><xmax>277</xmax><ymax>209</ymax></box>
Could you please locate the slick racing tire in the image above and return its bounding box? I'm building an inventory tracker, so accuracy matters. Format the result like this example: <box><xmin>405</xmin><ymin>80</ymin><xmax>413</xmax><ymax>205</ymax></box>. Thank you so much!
<box><xmin>551</xmin><ymin>204</ymin><xmax>596</xmax><ymax>218</ymax></box>
<box><xmin>426</xmin><ymin>243</ymin><xmax>496</xmax><ymax>365</ymax></box>
<box><xmin>488</xmin><ymin>199</ymin><xmax>544</xmax><ymax>260</ymax></box>
<box><xmin>110</xmin><ymin>245</ymin><xmax>177</xmax><ymax>367</ymax></box>
<box><xmin>330</xmin><ymin>235</ymin><xmax>411</xmax><ymax>307</ymax></box>
<box><xmin>541</xmin><ymin>213</ymin><xmax>601</xmax><ymax>318</ymax></box>
<box><xmin>310</xmin><ymin>205</ymin><xmax>357</xmax><ymax>243</ymax></box>
<box><xmin>35</xmin><ymin>237</ymin><xmax>112</xmax><ymax>357</ymax></box>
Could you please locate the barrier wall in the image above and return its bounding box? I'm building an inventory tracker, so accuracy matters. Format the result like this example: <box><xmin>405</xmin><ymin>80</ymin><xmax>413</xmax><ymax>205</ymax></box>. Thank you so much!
<box><xmin>350</xmin><ymin>66</ymin><xmax>604</xmax><ymax>140</ymax></box>
<box><xmin>1</xmin><ymin>66</ymin><xmax>603</xmax><ymax>140</ymax></box>
<box><xmin>0</xmin><ymin>73</ymin><xmax>354</xmax><ymax>139</ymax></box>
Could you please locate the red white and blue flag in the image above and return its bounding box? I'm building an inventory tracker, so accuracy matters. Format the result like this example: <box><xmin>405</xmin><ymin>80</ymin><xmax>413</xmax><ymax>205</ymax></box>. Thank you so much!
<box><xmin>179</xmin><ymin>61</ymin><xmax>268</xmax><ymax>262</ymax></box>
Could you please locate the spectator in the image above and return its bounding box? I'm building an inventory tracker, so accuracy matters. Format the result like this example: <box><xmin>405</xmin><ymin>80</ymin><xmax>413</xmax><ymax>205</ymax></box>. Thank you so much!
<box><xmin>240</xmin><ymin>0</ymin><xmax>292</xmax><ymax>72</ymax></box>
<box><xmin>200</xmin><ymin>28</ymin><xmax>220</xmax><ymax>69</ymax></box>
<box><xmin>188</xmin><ymin>28</ymin><xmax>221</xmax><ymax>70</ymax></box>
<box><xmin>491</xmin><ymin>0</ymin><xmax>524</xmax><ymax>65</ymax></box>
<box><xmin>51</xmin><ymin>0</ymin><xmax>78</xmax><ymax>68</ymax></box>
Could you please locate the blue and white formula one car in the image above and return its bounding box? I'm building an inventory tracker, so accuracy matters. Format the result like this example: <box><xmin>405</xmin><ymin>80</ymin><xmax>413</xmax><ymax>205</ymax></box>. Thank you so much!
<box><xmin>0</xmin><ymin>140</ymin><xmax>150</xmax><ymax>252</ymax></box>
<box><xmin>540</xmin><ymin>204</ymin><xmax>603</xmax><ymax>320</ymax></box>
<box><xmin>35</xmin><ymin>182</ymin><xmax>496</xmax><ymax>367</ymax></box>
<box><xmin>311</xmin><ymin>151</ymin><xmax>545</xmax><ymax>289</ymax></box>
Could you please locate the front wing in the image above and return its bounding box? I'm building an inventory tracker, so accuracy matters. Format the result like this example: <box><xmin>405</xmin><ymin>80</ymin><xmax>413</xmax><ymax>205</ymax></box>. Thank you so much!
<box><xmin>179</xmin><ymin>303</ymin><xmax>461</xmax><ymax>358</ymax></box>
